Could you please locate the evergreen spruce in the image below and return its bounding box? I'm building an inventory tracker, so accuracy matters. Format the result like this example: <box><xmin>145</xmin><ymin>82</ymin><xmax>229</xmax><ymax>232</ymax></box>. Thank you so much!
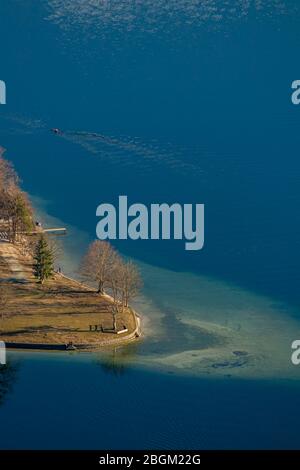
<box><xmin>33</xmin><ymin>235</ymin><xmax>54</xmax><ymax>284</ymax></box>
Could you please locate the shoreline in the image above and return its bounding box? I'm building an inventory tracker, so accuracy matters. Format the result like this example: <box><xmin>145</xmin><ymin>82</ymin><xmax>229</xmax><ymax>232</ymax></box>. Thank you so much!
<box><xmin>0</xmin><ymin>241</ymin><xmax>142</xmax><ymax>352</ymax></box>
<box><xmin>4</xmin><ymin>314</ymin><xmax>141</xmax><ymax>352</ymax></box>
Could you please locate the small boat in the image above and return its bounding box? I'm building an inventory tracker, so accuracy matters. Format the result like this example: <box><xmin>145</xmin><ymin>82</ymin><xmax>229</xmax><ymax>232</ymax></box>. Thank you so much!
<box><xmin>51</xmin><ymin>128</ymin><xmax>62</xmax><ymax>135</ymax></box>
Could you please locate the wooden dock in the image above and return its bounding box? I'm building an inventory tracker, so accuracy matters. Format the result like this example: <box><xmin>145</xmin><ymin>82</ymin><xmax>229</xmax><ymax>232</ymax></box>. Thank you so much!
<box><xmin>0</xmin><ymin>227</ymin><xmax>67</xmax><ymax>242</ymax></box>
<box><xmin>42</xmin><ymin>227</ymin><xmax>67</xmax><ymax>235</ymax></box>
<box><xmin>23</xmin><ymin>227</ymin><xmax>67</xmax><ymax>236</ymax></box>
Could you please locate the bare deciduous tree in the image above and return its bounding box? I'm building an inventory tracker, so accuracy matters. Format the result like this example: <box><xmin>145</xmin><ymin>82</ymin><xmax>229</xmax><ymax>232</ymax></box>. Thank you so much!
<box><xmin>0</xmin><ymin>151</ymin><xmax>34</xmax><ymax>246</ymax></box>
<box><xmin>79</xmin><ymin>240</ymin><xmax>119</xmax><ymax>294</ymax></box>
<box><xmin>8</xmin><ymin>189</ymin><xmax>34</xmax><ymax>243</ymax></box>
<box><xmin>111</xmin><ymin>304</ymin><xmax>119</xmax><ymax>332</ymax></box>
<box><xmin>80</xmin><ymin>240</ymin><xmax>142</xmax><ymax>332</ymax></box>
<box><xmin>106</xmin><ymin>256</ymin><xmax>124</xmax><ymax>330</ymax></box>
<box><xmin>118</xmin><ymin>261</ymin><xmax>142</xmax><ymax>309</ymax></box>
<box><xmin>0</xmin><ymin>187</ymin><xmax>34</xmax><ymax>243</ymax></box>
<box><xmin>105</xmin><ymin>255</ymin><xmax>142</xmax><ymax>331</ymax></box>
<box><xmin>0</xmin><ymin>149</ymin><xmax>18</xmax><ymax>190</ymax></box>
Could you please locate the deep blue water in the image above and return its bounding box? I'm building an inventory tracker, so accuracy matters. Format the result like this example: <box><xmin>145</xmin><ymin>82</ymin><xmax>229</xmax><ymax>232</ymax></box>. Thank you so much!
<box><xmin>1</xmin><ymin>353</ymin><xmax>300</xmax><ymax>450</ymax></box>
<box><xmin>1</xmin><ymin>1</ymin><xmax>299</xmax><ymax>305</ymax></box>
<box><xmin>0</xmin><ymin>0</ymin><xmax>300</xmax><ymax>449</ymax></box>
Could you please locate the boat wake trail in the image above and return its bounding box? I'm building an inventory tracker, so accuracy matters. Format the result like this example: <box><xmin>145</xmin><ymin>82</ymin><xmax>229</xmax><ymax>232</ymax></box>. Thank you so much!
<box><xmin>61</xmin><ymin>129</ymin><xmax>204</xmax><ymax>177</ymax></box>
<box><xmin>0</xmin><ymin>113</ymin><xmax>47</xmax><ymax>135</ymax></box>
<box><xmin>0</xmin><ymin>113</ymin><xmax>204</xmax><ymax>178</ymax></box>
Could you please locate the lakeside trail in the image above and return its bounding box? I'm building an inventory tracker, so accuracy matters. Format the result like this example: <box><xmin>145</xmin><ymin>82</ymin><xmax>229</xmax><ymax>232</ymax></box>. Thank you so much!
<box><xmin>0</xmin><ymin>242</ymin><xmax>30</xmax><ymax>281</ymax></box>
<box><xmin>0</xmin><ymin>241</ymin><xmax>141</xmax><ymax>351</ymax></box>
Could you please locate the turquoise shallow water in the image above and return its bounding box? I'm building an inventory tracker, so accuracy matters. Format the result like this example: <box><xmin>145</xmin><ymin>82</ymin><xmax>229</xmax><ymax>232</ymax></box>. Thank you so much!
<box><xmin>0</xmin><ymin>0</ymin><xmax>300</xmax><ymax>449</ymax></box>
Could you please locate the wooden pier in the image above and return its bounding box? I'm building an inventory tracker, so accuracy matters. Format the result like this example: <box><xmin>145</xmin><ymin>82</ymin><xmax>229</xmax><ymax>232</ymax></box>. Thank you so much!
<box><xmin>42</xmin><ymin>227</ymin><xmax>67</xmax><ymax>235</ymax></box>
<box><xmin>24</xmin><ymin>227</ymin><xmax>67</xmax><ymax>236</ymax></box>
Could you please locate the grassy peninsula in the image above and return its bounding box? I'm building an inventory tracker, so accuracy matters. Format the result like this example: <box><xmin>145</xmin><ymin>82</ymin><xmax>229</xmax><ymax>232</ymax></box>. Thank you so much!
<box><xmin>0</xmin><ymin>148</ymin><xmax>141</xmax><ymax>350</ymax></box>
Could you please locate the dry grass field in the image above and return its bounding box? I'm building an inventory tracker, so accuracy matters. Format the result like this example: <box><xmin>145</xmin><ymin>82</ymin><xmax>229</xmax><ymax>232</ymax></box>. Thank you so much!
<box><xmin>0</xmin><ymin>242</ymin><xmax>137</xmax><ymax>347</ymax></box>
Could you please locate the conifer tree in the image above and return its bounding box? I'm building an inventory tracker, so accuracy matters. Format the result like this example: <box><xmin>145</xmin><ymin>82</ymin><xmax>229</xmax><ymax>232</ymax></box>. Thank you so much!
<box><xmin>33</xmin><ymin>235</ymin><xmax>54</xmax><ymax>284</ymax></box>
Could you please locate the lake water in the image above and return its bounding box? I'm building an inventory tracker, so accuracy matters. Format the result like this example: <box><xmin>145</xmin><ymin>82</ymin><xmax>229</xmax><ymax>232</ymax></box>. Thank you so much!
<box><xmin>0</xmin><ymin>0</ymin><xmax>300</xmax><ymax>449</ymax></box>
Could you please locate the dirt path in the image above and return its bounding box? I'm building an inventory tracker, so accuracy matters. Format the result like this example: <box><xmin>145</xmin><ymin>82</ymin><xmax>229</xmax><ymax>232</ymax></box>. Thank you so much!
<box><xmin>0</xmin><ymin>242</ymin><xmax>30</xmax><ymax>281</ymax></box>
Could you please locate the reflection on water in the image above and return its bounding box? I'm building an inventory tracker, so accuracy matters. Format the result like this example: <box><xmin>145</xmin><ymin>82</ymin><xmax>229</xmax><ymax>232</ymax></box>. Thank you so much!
<box><xmin>96</xmin><ymin>345</ymin><xmax>139</xmax><ymax>376</ymax></box>
<box><xmin>0</xmin><ymin>361</ymin><xmax>19</xmax><ymax>407</ymax></box>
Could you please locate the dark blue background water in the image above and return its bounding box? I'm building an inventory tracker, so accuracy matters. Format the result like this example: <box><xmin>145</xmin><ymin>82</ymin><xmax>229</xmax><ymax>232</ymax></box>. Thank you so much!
<box><xmin>1</xmin><ymin>353</ymin><xmax>300</xmax><ymax>450</ymax></box>
<box><xmin>1</xmin><ymin>1</ymin><xmax>300</xmax><ymax>306</ymax></box>
<box><xmin>0</xmin><ymin>0</ymin><xmax>300</xmax><ymax>449</ymax></box>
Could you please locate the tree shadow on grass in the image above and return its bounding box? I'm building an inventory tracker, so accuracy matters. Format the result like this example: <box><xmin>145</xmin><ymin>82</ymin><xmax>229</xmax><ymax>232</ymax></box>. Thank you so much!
<box><xmin>1</xmin><ymin>325</ymin><xmax>82</xmax><ymax>336</ymax></box>
<box><xmin>5</xmin><ymin>278</ymin><xmax>29</xmax><ymax>284</ymax></box>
